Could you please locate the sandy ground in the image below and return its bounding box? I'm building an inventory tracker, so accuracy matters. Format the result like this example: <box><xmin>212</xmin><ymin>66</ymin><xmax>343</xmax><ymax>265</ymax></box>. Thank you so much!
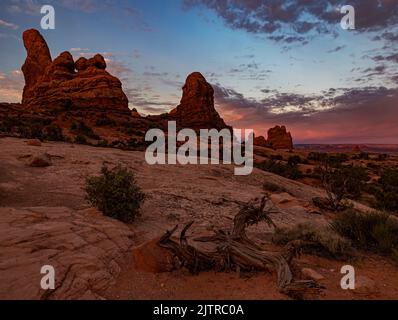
<box><xmin>0</xmin><ymin>137</ymin><xmax>397</xmax><ymax>300</ymax></box>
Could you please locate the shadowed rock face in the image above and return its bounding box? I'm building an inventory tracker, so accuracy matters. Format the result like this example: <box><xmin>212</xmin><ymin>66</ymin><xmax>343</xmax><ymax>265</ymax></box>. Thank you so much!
<box><xmin>254</xmin><ymin>135</ymin><xmax>268</xmax><ymax>147</ymax></box>
<box><xmin>21</xmin><ymin>29</ymin><xmax>129</xmax><ymax>112</ymax></box>
<box><xmin>169</xmin><ymin>72</ymin><xmax>230</xmax><ymax>131</ymax></box>
<box><xmin>267</xmin><ymin>125</ymin><xmax>293</xmax><ymax>150</ymax></box>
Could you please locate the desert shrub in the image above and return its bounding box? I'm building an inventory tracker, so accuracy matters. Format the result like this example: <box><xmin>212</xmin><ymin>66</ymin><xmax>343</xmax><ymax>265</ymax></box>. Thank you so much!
<box><xmin>330</xmin><ymin>209</ymin><xmax>398</xmax><ymax>255</ymax></box>
<box><xmin>270</xmin><ymin>155</ymin><xmax>283</xmax><ymax>161</ymax></box>
<box><xmin>376</xmin><ymin>153</ymin><xmax>389</xmax><ymax>161</ymax></box>
<box><xmin>256</xmin><ymin>159</ymin><xmax>302</xmax><ymax>180</ymax></box>
<box><xmin>0</xmin><ymin>117</ymin><xmax>55</xmax><ymax>139</ymax></box>
<box><xmin>313</xmin><ymin>163</ymin><xmax>369</xmax><ymax>211</ymax></box>
<box><xmin>74</xmin><ymin>134</ymin><xmax>87</xmax><ymax>145</ymax></box>
<box><xmin>78</xmin><ymin>121</ymin><xmax>100</xmax><ymax>140</ymax></box>
<box><xmin>308</xmin><ymin>152</ymin><xmax>327</xmax><ymax>162</ymax></box>
<box><xmin>0</xmin><ymin>116</ymin><xmax>22</xmax><ymax>133</ymax></box>
<box><xmin>96</xmin><ymin>140</ymin><xmax>109</xmax><ymax>147</ymax></box>
<box><xmin>358</xmin><ymin>152</ymin><xmax>369</xmax><ymax>160</ymax></box>
<box><xmin>340</xmin><ymin>166</ymin><xmax>369</xmax><ymax>199</ymax></box>
<box><xmin>272</xmin><ymin>223</ymin><xmax>354</xmax><ymax>259</ymax></box>
<box><xmin>43</xmin><ymin>124</ymin><xmax>64</xmax><ymax>141</ymax></box>
<box><xmin>262</xmin><ymin>181</ymin><xmax>287</xmax><ymax>193</ymax></box>
<box><xmin>373</xmin><ymin>169</ymin><xmax>398</xmax><ymax>212</ymax></box>
<box><xmin>308</xmin><ymin>152</ymin><xmax>347</xmax><ymax>168</ymax></box>
<box><xmin>127</xmin><ymin>138</ymin><xmax>142</xmax><ymax>149</ymax></box>
<box><xmin>71</xmin><ymin>121</ymin><xmax>100</xmax><ymax>140</ymax></box>
<box><xmin>18</xmin><ymin>123</ymin><xmax>43</xmax><ymax>139</ymax></box>
<box><xmin>85</xmin><ymin>164</ymin><xmax>145</xmax><ymax>223</ymax></box>
<box><xmin>287</xmin><ymin>155</ymin><xmax>302</xmax><ymax>166</ymax></box>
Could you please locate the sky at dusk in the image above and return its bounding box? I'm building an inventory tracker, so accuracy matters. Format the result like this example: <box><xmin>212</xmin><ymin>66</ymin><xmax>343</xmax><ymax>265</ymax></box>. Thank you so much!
<box><xmin>0</xmin><ymin>0</ymin><xmax>397</xmax><ymax>143</ymax></box>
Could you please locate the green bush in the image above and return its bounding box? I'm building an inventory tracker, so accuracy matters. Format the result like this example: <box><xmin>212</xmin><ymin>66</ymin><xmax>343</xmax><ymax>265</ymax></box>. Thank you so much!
<box><xmin>96</xmin><ymin>140</ymin><xmax>109</xmax><ymax>148</ymax></box>
<box><xmin>272</xmin><ymin>223</ymin><xmax>354</xmax><ymax>259</ymax></box>
<box><xmin>287</xmin><ymin>155</ymin><xmax>302</xmax><ymax>166</ymax></box>
<box><xmin>74</xmin><ymin>134</ymin><xmax>87</xmax><ymax>145</ymax></box>
<box><xmin>376</xmin><ymin>153</ymin><xmax>389</xmax><ymax>161</ymax></box>
<box><xmin>308</xmin><ymin>152</ymin><xmax>326</xmax><ymax>162</ymax></box>
<box><xmin>19</xmin><ymin>123</ymin><xmax>43</xmax><ymax>139</ymax></box>
<box><xmin>334</xmin><ymin>166</ymin><xmax>369</xmax><ymax>199</ymax></box>
<box><xmin>71</xmin><ymin>121</ymin><xmax>100</xmax><ymax>140</ymax></box>
<box><xmin>373</xmin><ymin>169</ymin><xmax>398</xmax><ymax>212</ymax></box>
<box><xmin>0</xmin><ymin>116</ymin><xmax>58</xmax><ymax>140</ymax></box>
<box><xmin>85</xmin><ymin>164</ymin><xmax>145</xmax><ymax>223</ymax></box>
<box><xmin>308</xmin><ymin>152</ymin><xmax>348</xmax><ymax>167</ymax></box>
<box><xmin>270</xmin><ymin>155</ymin><xmax>283</xmax><ymax>161</ymax></box>
<box><xmin>43</xmin><ymin>124</ymin><xmax>64</xmax><ymax>141</ymax></box>
<box><xmin>256</xmin><ymin>159</ymin><xmax>302</xmax><ymax>180</ymax></box>
<box><xmin>331</xmin><ymin>209</ymin><xmax>398</xmax><ymax>255</ymax></box>
<box><xmin>313</xmin><ymin>164</ymin><xmax>369</xmax><ymax>211</ymax></box>
<box><xmin>359</xmin><ymin>152</ymin><xmax>369</xmax><ymax>160</ymax></box>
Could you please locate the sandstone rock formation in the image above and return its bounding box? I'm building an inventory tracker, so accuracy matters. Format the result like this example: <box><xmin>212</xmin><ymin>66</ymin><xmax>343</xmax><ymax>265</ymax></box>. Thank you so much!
<box><xmin>169</xmin><ymin>72</ymin><xmax>230</xmax><ymax>131</ymax></box>
<box><xmin>21</xmin><ymin>29</ymin><xmax>129</xmax><ymax>113</ymax></box>
<box><xmin>22</xmin><ymin>29</ymin><xmax>52</xmax><ymax>103</ymax></box>
<box><xmin>254</xmin><ymin>135</ymin><xmax>268</xmax><ymax>147</ymax></box>
<box><xmin>267</xmin><ymin>125</ymin><xmax>293</xmax><ymax>150</ymax></box>
<box><xmin>131</xmin><ymin>108</ymin><xmax>141</xmax><ymax>118</ymax></box>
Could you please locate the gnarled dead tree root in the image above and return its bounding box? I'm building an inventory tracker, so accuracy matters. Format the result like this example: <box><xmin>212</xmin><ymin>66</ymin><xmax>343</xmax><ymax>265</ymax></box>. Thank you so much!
<box><xmin>158</xmin><ymin>196</ymin><xmax>325</xmax><ymax>299</ymax></box>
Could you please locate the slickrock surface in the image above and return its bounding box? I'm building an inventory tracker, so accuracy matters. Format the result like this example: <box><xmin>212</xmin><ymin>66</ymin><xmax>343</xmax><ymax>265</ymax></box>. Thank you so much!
<box><xmin>0</xmin><ymin>207</ymin><xmax>134</xmax><ymax>300</ymax></box>
<box><xmin>1</xmin><ymin>137</ymin><xmax>397</xmax><ymax>300</ymax></box>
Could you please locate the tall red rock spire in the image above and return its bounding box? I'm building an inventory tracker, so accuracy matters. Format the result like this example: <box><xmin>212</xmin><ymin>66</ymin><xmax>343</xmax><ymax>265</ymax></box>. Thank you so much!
<box><xmin>169</xmin><ymin>72</ymin><xmax>230</xmax><ymax>131</ymax></box>
<box><xmin>21</xmin><ymin>29</ymin><xmax>52</xmax><ymax>104</ymax></box>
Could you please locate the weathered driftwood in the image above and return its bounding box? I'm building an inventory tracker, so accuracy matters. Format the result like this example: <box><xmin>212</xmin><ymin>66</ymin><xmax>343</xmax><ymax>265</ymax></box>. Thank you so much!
<box><xmin>158</xmin><ymin>196</ymin><xmax>324</xmax><ymax>299</ymax></box>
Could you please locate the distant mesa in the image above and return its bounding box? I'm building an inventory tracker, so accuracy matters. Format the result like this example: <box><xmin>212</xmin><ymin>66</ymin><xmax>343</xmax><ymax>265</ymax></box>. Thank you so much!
<box><xmin>254</xmin><ymin>125</ymin><xmax>294</xmax><ymax>150</ymax></box>
<box><xmin>21</xmin><ymin>29</ymin><xmax>129</xmax><ymax>112</ymax></box>
<box><xmin>168</xmin><ymin>72</ymin><xmax>230</xmax><ymax>131</ymax></box>
<box><xmin>267</xmin><ymin>125</ymin><xmax>293</xmax><ymax>150</ymax></box>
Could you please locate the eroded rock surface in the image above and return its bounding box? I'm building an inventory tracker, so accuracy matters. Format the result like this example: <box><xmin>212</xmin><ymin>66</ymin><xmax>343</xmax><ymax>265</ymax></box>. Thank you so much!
<box><xmin>0</xmin><ymin>207</ymin><xmax>134</xmax><ymax>300</ymax></box>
